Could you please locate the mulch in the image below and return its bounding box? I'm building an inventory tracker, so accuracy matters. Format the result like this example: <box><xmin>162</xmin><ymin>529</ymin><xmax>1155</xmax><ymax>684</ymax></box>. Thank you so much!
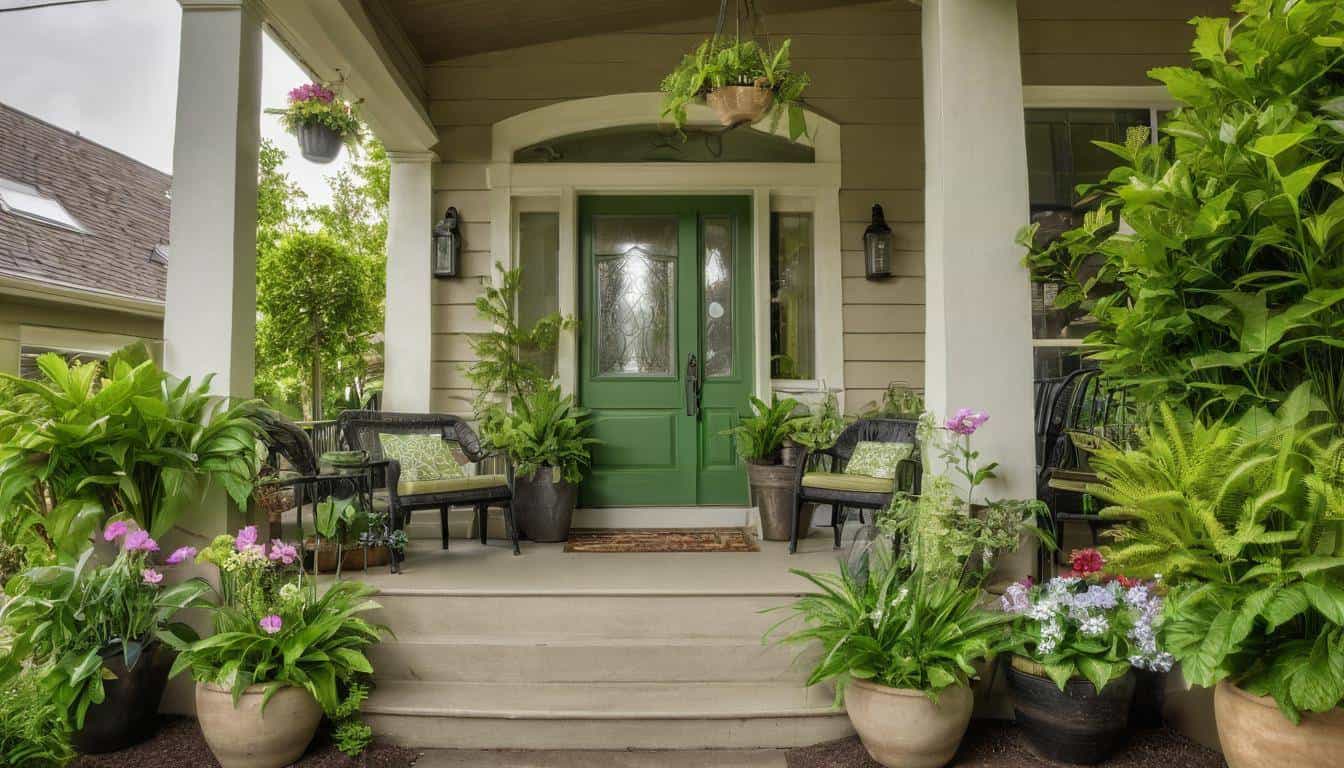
<box><xmin>564</xmin><ymin>527</ymin><xmax>759</xmax><ymax>553</ymax></box>
<box><xmin>72</xmin><ymin>717</ymin><xmax>421</xmax><ymax>768</ymax></box>
<box><xmin>786</xmin><ymin>723</ymin><xmax>1226</xmax><ymax>768</ymax></box>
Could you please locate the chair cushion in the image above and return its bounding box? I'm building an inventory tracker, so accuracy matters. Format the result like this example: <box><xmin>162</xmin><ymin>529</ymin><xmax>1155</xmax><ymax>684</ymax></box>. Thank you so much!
<box><xmin>844</xmin><ymin>441</ymin><xmax>913</xmax><ymax>480</ymax></box>
<box><xmin>379</xmin><ymin>433</ymin><xmax>466</xmax><ymax>482</ymax></box>
<box><xmin>801</xmin><ymin>472</ymin><xmax>893</xmax><ymax>494</ymax></box>
<box><xmin>398</xmin><ymin>474</ymin><xmax>508</xmax><ymax>497</ymax></box>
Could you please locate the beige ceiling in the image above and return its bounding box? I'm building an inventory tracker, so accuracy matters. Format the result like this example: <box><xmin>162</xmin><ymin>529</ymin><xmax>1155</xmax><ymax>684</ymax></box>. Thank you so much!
<box><xmin>378</xmin><ymin>0</ymin><xmax>878</xmax><ymax>62</ymax></box>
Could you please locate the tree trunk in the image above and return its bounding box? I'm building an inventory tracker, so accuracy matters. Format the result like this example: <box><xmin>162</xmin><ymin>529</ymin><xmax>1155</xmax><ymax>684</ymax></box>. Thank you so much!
<box><xmin>310</xmin><ymin>349</ymin><xmax>323</xmax><ymax>421</ymax></box>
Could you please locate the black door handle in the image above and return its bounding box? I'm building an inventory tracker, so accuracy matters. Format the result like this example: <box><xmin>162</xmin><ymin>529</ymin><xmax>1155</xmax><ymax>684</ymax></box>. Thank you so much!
<box><xmin>686</xmin><ymin>353</ymin><xmax>701</xmax><ymax>418</ymax></box>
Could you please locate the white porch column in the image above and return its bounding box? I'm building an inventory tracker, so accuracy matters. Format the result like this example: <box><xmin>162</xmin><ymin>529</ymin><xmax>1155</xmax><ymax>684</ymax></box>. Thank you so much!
<box><xmin>383</xmin><ymin>152</ymin><xmax>436</xmax><ymax>412</ymax></box>
<box><xmin>921</xmin><ymin>3</ymin><xmax>1035</xmax><ymax>512</ymax></box>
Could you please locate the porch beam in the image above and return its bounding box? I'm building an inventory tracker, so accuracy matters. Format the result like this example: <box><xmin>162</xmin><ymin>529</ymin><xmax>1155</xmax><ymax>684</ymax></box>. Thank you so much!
<box><xmin>920</xmin><ymin>2</ymin><xmax>1035</xmax><ymax>507</ymax></box>
<box><xmin>383</xmin><ymin>151</ymin><xmax>436</xmax><ymax>412</ymax></box>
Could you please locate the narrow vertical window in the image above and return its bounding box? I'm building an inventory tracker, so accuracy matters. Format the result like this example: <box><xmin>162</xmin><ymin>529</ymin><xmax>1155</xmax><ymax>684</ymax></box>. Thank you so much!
<box><xmin>517</xmin><ymin>211</ymin><xmax>560</xmax><ymax>377</ymax></box>
<box><xmin>769</xmin><ymin>212</ymin><xmax>815</xmax><ymax>380</ymax></box>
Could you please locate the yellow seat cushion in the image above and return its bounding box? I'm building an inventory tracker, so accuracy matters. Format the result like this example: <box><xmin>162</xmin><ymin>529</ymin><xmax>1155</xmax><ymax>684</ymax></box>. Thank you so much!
<box><xmin>801</xmin><ymin>472</ymin><xmax>893</xmax><ymax>494</ymax></box>
<box><xmin>398</xmin><ymin>474</ymin><xmax>508</xmax><ymax>496</ymax></box>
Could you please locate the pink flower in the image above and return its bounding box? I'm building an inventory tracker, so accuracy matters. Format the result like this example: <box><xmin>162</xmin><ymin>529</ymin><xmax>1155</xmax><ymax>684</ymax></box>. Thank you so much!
<box><xmin>259</xmin><ymin>615</ymin><xmax>283</xmax><ymax>634</ymax></box>
<box><xmin>103</xmin><ymin>520</ymin><xmax>129</xmax><ymax>542</ymax></box>
<box><xmin>166</xmin><ymin>546</ymin><xmax>197</xmax><ymax>565</ymax></box>
<box><xmin>235</xmin><ymin>525</ymin><xmax>258</xmax><ymax>552</ymax></box>
<box><xmin>944</xmin><ymin>408</ymin><xmax>989</xmax><ymax>436</ymax></box>
<box><xmin>288</xmin><ymin>82</ymin><xmax>335</xmax><ymax>104</ymax></box>
<box><xmin>267</xmin><ymin>540</ymin><xmax>299</xmax><ymax>566</ymax></box>
<box><xmin>141</xmin><ymin>568</ymin><xmax>164</xmax><ymax>585</ymax></box>
<box><xmin>1069</xmin><ymin>548</ymin><xmax>1105</xmax><ymax>577</ymax></box>
<box><xmin>124</xmin><ymin>530</ymin><xmax>159</xmax><ymax>553</ymax></box>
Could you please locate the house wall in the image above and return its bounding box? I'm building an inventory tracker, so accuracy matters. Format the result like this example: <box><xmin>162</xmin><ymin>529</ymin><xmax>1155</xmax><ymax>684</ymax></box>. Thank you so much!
<box><xmin>0</xmin><ymin>295</ymin><xmax>162</xmax><ymax>375</ymax></box>
<box><xmin>422</xmin><ymin>0</ymin><xmax>1229</xmax><ymax>414</ymax></box>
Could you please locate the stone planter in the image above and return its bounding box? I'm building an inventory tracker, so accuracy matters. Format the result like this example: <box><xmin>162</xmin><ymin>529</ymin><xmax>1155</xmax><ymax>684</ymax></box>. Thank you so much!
<box><xmin>844</xmin><ymin>678</ymin><xmax>973</xmax><ymax>768</ymax></box>
<box><xmin>748</xmin><ymin>461</ymin><xmax>801</xmax><ymax>541</ymax></box>
<box><xmin>1007</xmin><ymin>656</ymin><xmax>1135</xmax><ymax>764</ymax></box>
<box><xmin>295</xmin><ymin>122</ymin><xmax>343</xmax><ymax>163</ymax></box>
<box><xmin>515</xmin><ymin>467</ymin><xmax>578</xmax><ymax>543</ymax></box>
<box><xmin>1215</xmin><ymin>681</ymin><xmax>1344</xmax><ymax>768</ymax></box>
<box><xmin>72</xmin><ymin>638</ymin><xmax>173</xmax><ymax>754</ymax></box>
<box><xmin>196</xmin><ymin>682</ymin><xmax>322</xmax><ymax>768</ymax></box>
<box><xmin>705</xmin><ymin>84</ymin><xmax>774</xmax><ymax>127</ymax></box>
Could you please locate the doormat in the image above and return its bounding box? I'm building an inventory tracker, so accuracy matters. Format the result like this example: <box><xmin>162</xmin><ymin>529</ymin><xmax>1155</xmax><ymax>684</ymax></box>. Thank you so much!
<box><xmin>564</xmin><ymin>527</ymin><xmax>759</xmax><ymax>553</ymax></box>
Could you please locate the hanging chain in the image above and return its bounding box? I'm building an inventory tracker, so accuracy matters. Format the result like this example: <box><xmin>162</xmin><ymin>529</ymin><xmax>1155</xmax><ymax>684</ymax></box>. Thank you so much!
<box><xmin>712</xmin><ymin>0</ymin><xmax>773</xmax><ymax>51</ymax></box>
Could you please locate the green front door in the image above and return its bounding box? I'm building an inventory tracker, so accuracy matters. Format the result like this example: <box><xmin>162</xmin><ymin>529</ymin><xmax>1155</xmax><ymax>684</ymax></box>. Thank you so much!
<box><xmin>579</xmin><ymin>196</ymin><xmax>753</xmax><ymax>507</ymax></box>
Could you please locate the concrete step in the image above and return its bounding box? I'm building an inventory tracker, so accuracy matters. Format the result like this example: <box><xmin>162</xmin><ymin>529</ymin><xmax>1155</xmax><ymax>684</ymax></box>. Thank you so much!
<box><xmin>368</xmin><ymin>634</ymin><xmax>817</xmax><ymax>684</ymax></box>
<box><xmin>363</xmin><ymin>680</ymin><xmax>851</xmax><ymax>750</ymax></box>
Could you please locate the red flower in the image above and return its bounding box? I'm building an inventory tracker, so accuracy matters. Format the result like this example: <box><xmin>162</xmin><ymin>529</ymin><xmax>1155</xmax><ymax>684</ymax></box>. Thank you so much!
<box><xmin>1069</xmin><ymin>548</ymin><xmax>1105</xmax><ymax>577</ymax></box>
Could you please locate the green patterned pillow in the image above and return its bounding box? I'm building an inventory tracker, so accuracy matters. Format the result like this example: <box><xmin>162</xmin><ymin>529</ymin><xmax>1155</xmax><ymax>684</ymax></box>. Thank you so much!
<box><xmin>844</xmin><ymin>441</ymin><xmax>913</xmax><ymax>480</ymax></box>
<box><xmin>378</xmin><ymin>433</ymin><xmax>466</xmax><ymax>482</ymax></box>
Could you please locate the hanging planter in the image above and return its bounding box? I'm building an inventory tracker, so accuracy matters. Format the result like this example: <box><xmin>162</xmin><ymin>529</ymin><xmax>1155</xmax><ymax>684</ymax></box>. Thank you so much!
<box><xmin>660</xmin><ymin>1</ymin><xmax>810</xmax><ymax>139</ymax></box>
<box><xmin>276</xmin><ymin>82</ymin><xmax>362</xmax><ymax>164</ymax></box>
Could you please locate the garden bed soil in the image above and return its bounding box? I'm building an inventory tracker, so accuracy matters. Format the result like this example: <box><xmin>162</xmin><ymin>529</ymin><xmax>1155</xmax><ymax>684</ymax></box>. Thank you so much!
<box><xmin>72</xmin><ymin>717</ymin><xmax>420</xmax><ymax>768</ymax></box>
<box><xmin>786</xmin><ymin>723</ymin><xmax>1225</xmax><ymax>768</ymax></box>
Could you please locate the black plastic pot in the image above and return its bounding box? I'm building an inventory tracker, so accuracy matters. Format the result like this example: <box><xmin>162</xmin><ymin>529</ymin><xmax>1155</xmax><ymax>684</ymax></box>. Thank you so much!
<box><xmin>1007</xmin><ymin>657</ymin><xmax>1136</xmax><ymax>765</ymax></box>
<box><xmin>515</xmin><ymin>468</ymin><xmax>578</xmax><ymax>542</ymax></box>
<box><xmin>72</xmin><ymin>638</ymin><xmax>174</xmax><ymax>754</ymax></box>
<box><xmin>1129</xmin><ymin>668</ymin><xmax>1167</xmax><ymax>729</ymax></box>
<box><xmin>296</xmin><ymin>122</ymin><xmax>342</xmax><ymax>163</ymax></box>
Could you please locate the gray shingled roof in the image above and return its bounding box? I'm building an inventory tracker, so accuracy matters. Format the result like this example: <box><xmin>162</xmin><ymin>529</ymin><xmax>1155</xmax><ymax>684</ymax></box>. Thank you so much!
<box><xmin>0</xmin><ymin>103</ymin><xmax>168</xmax><ymax>303</ymax></box>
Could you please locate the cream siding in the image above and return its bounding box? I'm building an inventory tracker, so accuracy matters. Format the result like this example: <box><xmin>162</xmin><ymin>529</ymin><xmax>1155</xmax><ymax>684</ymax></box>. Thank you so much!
<box><xmin>0</xmin><ymin>296</ymin><xmax>162</xmax><ymax>375</ymax></box>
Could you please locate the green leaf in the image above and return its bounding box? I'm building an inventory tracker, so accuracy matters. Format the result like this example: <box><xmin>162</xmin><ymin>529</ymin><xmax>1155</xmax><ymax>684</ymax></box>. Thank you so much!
<box><xmin>1251</xmin><ymin>132</ymin><xmax>1312</xmax><ymax>159</ymax></box>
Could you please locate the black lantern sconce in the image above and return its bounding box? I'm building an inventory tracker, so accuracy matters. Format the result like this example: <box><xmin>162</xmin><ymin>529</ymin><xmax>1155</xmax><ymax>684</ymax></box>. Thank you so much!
<box><xmin>432</xmin><ymin>207</ymin><xmax>461</xmax><ymax>279</ymax></box>
<box><xmin>863</xmin><ymin>204</ymin><xmax>893</xmax><ymax>280</ymax></box>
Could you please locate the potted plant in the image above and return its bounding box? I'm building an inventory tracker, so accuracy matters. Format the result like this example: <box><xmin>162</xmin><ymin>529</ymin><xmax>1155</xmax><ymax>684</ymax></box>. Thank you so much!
<box><xmin>277</xmin><ymin>83</ymin><xmax>361</xmax><ymax>164</ymax></box>
<box><xmin>725</xmin><ymin>395</ymin><xmax>804</xmax><ymax>541</ymax></box>
<box><xmin>1000</xmin><ymin>548</ymin><xmax>1173</xmax><ymax>765</ymax></box>
<box><xmin>308</xmin><ymin>495</ymin><xmax>392</xmax><ymax>574</ymax></box>
<box><xmin>1089</xmin><ymin>399</ymin><xmax>1344</xmax><ymax>767</ymax></box>
<box><xmin>162</xmin><ymin>527</ymin><xmax>386</xmax><ymax>768</ymax></box>
<box><xmin>776</xmin><ymin>553</ymin><xmax>1012</xmax><ymax>768</ymax></box>
<box><xmin>0</xmin><ymin>522</ymin><xmax>212</xmax><ymax>753</ymax></box>
<box><xmin>660</xmin><ymin>37</ymin><xmax>810</xmax><ymax>138</ymax></box>
<box><xmin>785</xmin><ymin>393</ymin><xmax>845</xmax><ymax>537</ymax></box>
<box><xmin>484</xmin><ymin>383</ymin><xmax>598</xmax><ymax>542</ymax></box>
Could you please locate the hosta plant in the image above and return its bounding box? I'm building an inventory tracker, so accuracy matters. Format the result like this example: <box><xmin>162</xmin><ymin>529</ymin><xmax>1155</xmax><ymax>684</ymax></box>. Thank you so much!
<box><xmin>660</xmin><ymin>37</ymin><xmax>810</xmax><ymax>139</ymax></box>
<box><xmin>723</xmin><ymin>395</ymin><xmax>804</xmax><ymax>464</ymax></box>
<box><xmin>482</xmin><ymin>382</ymin><xmax>599</xmax><ymax>484</ymax></box>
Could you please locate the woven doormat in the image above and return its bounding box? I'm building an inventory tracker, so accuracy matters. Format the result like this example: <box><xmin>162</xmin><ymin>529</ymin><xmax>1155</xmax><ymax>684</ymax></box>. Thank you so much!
<box><xmin>564</xmin><ymin>527</ymin><xmax>759</xmax><ymax>553</ymax></box>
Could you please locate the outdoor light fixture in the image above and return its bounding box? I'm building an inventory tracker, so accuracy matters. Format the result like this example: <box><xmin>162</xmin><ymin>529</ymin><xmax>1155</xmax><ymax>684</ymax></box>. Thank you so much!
<box><xmin>863</xmin><ymin>204</ymin><xmax>893</xmax><ymax>280</ymax></box>
<box><xmin>432</xmin><ymin>206</ymin><xmax>461</xmax><ymax>279</ymax></box>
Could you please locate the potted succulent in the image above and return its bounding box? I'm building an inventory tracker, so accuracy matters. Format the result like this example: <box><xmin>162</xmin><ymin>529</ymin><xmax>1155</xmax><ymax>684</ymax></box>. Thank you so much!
<box><xmin>724</xmin><ymin>395</ymin><xmax>805</xmax><ymax>541</ymax></box>
<box><xmin>0</xmin><ymin>522</ymin><xmax>211</xmax><ymax>753</ymax></box>
<box><xmin>1000</xmin><ymin>549</ymin><xmax>1173</xmax><ymax>765</ymax></box>
<box><xmin>660</xmin><ymin>37</ymin><xmax>810</xmax><ymax>138</ymax></box>
<box><xmin>484</xmin><ymin>383</ymin><xmax>598</xmax><ymax>542</ymax></box>
<box><xmin>277</xmin><ymin>82</ymin><xmax>361</xmax><ymax>164</ymax></box>
<box><xmin>162</xmin><ymin>527</ymin><xmax>386</xmax><ymax>768</ymax></box>
<box><xmin>776</xmin><ymin>551</ymin><xmax>1013</xmax><ymax>768</ymax></box>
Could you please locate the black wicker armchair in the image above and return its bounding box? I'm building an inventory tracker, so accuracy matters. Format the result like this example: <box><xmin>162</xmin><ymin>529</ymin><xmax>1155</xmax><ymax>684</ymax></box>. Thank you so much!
<box><xmin>336</xmin><ymin>411</ymin><xmax>518</xmax><ymax>572</ymax></box>
<box><xmin>789</xmin><ymin>417</ymin><xmax>922</xmax><ymax>554</ymax></box>
<box><xmin>255</xmin><ymin>410</ymin><xmax>368</xmax><ymax>542</ymax></box>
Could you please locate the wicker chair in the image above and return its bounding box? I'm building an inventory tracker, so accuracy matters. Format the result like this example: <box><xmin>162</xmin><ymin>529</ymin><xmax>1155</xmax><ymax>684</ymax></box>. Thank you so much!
<box><xmin>789</xmin><ymin>417</ymin><xmax>922</xmax><ymax>554</ymax></box>
<box><xmin>337</xmin><ymin>411</ymin><xmax>518</xmax><ymax>572</ymax></box>
<box><xmin>254</xmin><ymin>410</ymin><xmax>365</xmax><ymax>542</ymax></box>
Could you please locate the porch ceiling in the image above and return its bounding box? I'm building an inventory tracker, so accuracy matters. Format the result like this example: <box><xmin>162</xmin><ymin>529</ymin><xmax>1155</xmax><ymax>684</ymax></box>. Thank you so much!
<box><xmin>378</xmin><ymin>0</ymin><xmax>880</xmax><ymax>61</ymax></box>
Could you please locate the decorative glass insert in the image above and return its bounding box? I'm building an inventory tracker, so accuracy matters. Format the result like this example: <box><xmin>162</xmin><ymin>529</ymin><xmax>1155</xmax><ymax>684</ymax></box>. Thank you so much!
<box><xmin>515</xmin><ymin>124</ymin><xmax>814</xmax><ymax>164</ymax></box>
<box><xmin>517</xmin><ymin>211</ymin><xmax>560</xmax><ymax>377</ymax></box>
<box><xmin>770</xmin><ymin>213</ymin><xmax>815</xmax><ymax>380</ymax></box>
<box><xmin>593</xmin><ymin>215</ymin><xmax>677</xmax><ymax>376</ymax></box>
<box><xmin>702</xmin><ymin>216</ymin><xmax>733</xmax><ymax>378</ymax></box>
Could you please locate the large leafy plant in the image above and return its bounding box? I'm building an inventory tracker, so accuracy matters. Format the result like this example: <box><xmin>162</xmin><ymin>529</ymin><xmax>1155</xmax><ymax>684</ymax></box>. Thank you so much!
<box><xmin>1088</xmin><ymin>396</ymin><xmax>1344</xmax><ymax>721</ymax></box>
<box><xmin>0</xmin><ymin>348</ymin><xmax>265</xmax><ymax>549</ymax></box>
<box><xmin>788</xmin><ymin>392</ymin><xmax>845</xmax><ymax>453</ymax></box>
<box><xmin>724</xmin><ymin>395</ymin><xmax>803</xmax><ymax>464</ymax></box>
<box><xmin>0</xmin><ymin>669</ymin><xmax>74</xmax><ymax>768</ymax></box>
<box><xmin>484</xmin><ymin>383</ymin><xmax>599</xmax><ymax>485</ymax></box>
<box><xmin>1020</xmin><ymin>1</ymin><xmax>1344</xmax><ymax>423</ymax></box>
<box><xmin>660</xmin><ymin>37</ymin><xmax>810</xmax><ymax>139</ymax></box>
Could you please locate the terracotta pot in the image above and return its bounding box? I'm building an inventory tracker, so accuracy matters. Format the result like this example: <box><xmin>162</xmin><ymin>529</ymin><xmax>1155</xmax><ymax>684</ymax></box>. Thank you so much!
<box><xmin>1007</xmin><ymin>656</ymin><xmax>1135</xmax><ymax>764</ymax></box>
<box><xmin>1215</xmin><ymin>681</ymin><xmax>1344</xmax><ymax>768</ymax></box>
<box><xmin>844</xmin><ymin>678</ymin><xmax>973</xmax><ymax>768</ymax></box>
<box><xmin>705</xmin><ymin>84</ymin><xmax>774</xmax><ymax>127</ymax></box>
<box><xmin>195</xmin><ymin>682</ymin><xmax>322</xmax><ymax>768</ymax></box>
<box><xmin>72</xmin><ymin>638</ymin><xmax>173</xmax><ymax>753</ymax></box>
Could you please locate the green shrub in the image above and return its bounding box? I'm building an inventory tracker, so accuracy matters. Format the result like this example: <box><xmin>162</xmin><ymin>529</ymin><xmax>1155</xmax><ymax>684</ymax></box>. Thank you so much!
<box><xmin>0</xmin><ymin>669</ymin><xmax>74</xmax><ymax>768</ymax></box>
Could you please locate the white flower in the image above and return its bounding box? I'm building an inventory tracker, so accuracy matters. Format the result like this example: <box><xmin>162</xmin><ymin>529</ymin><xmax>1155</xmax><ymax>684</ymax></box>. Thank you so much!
<box><xmin>1080</xmin><ymin>614</ymin><xmax>1109</xmax><ymax>637</ymax></box>
<box><xmin>1038</xmin><ymin>637</ymin><xmax>1058</xmax><ymax>655</ymax></box>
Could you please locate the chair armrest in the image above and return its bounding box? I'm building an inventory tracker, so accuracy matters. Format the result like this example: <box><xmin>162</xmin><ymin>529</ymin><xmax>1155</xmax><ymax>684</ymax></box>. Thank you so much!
<box><xmin>792</xmin><ymin>448</ymin><xmax>812</xmax><ymax>490</ymax></box>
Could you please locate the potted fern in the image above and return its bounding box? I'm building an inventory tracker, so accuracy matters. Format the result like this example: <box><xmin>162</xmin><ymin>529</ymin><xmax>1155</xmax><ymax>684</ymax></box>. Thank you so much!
<box><xmin>725</xmin><ymin>396</ymin><xmax>804</xmax><ymax>541</ymax></box>
<box><xmin>660</xmin><ymin>38</ymin><xmax>810</xmax><ymax>138</ymax></box>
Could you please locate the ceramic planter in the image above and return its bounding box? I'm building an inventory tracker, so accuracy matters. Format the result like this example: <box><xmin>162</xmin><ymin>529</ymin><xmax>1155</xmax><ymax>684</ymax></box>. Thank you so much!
<box><xmin>705</xmin><ymin>84</ymin><xmax>774</xmax><ymax>127</ymax></box>
<box><xmin>72</xmin><ymin>638</ymin><xmax>173</xmax><ymax>754</ymax></box>
<box><xmin>1129</xmin><ymin>667</ymin><xmax>1166</xmax><ymax>729</ymax></box>
<box><xmin>515</xmin><ymin>468</ymin><xmax>578</xmax><ymax>542</ymax></box>
<box><xmin>844</xmin><ymin>678</ymin><xmax>973</xmax><ymax>768</ymax></box>
<box><xmin>747</xmin><ymin>461</ymin><xmax>801</xmax><ymax>541</ymax></box>
<box><xmin>1215</xmin><ymin>681</ymin><xmax>1344</xmax><ymax>768</ymax></box>
<box><xmin>295</xmin><ymin>122</ymin><xmax>342</xmax><ymax>163</ymax></box>
<box><xmin>195</xmin><ymin>682</ymin><xmax>322</xmax><ymax>768</ymax></box>
<box><xmin>1007</xmin><ymin>656</ymin><xmax>1135</xmax><ymax>764</ymax></box>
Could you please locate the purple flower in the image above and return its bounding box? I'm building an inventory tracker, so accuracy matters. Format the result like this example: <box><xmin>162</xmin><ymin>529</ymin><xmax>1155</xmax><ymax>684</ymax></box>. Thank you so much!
<box><xmin>235</xmin><ymin>525</ymin><xmax>258</xmax><ymax>552</ymax></box>
<box><xmin>166</xmin><ymin>546</ymin><xmax>197</xmax><ymax>565</ymax></box>
<box><xmin>259</xmin><ymin>615</ymin><xmax>283</xmax><ymax>634</ymax></box>
<box><xmin>288</xmin><ymin>82</ymin><xmax>335</xmax><ymax>104</ymax></box>
<box><xmin>267</xmin><ymin>540</ymin><xmax>298</xmax><ymax>566</ymax></box>
<box><xmin>944</xmin><ymin>408</ymin><xmax>989</xmax><ymax>436</ymax></box>
<box><xmin>141</xmin><ymin>568</ymin><xmax>164</xmax><ymax>585</ymax></box>
<box><xmin>124</xmin><ymin>530</ymin><xmax>159</xmax><ymax>553</ymax></box>
<box><xmin>103</xmin><ymin>520</ymin><xmax>129</xmax><ymax>542</ymax></box>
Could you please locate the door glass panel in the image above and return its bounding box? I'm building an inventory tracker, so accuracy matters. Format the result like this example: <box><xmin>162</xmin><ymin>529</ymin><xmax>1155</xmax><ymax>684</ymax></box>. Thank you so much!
<box><xmin>702</xmin><ymin>216</ymin><xmax>733</xmax><ymax>378</ymax></box>
<box><xmin>594</xmin><ymin>215</ymin><xmax>677</xmax><ymax>376</ymax></box>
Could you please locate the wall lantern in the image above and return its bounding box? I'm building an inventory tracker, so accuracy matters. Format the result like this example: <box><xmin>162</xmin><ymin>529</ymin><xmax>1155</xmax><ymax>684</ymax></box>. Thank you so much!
<box><xmin>863</xmin><ymin>204</ymin><xmax>893</xmax><ymax>280</ymax></box>
<box><xmin>432</xmin><ymin>206</ymin><xmax>461</xmax><ymax>279</ymax></box>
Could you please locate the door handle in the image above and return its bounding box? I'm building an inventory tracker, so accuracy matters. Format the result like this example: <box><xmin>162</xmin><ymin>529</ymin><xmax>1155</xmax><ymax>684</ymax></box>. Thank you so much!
<box><xmin>685</xmin><ymin>353</ymin><xmax>702</xmax><ymax>418</ymax></box>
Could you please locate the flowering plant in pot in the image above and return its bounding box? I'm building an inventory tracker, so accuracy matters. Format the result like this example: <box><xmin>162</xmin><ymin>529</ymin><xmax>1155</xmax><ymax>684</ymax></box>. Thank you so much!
<box><xmin>660</xmin><ymin>37</ymin><xmax>810</xmax><ymax>138</ymax></box>
<box><xmin>1000</xmin><ymin>547</ymin><xmax>1172</xmax><ymax>764</ymax></box>
<box><xmin>278</xmin><ymin>82</ymin><xmax>362</xmax><ymax>164</ymax></box>
<box><xmin>724</xmin><ymin>395</ymin><xmax>805</xmax><ymax>541</ymax></box>
<box><xmin>161</xmin><ymin>526</ymin><xmax>387</xmax><ymax>768</ymax></box>
<box><xmin>0</xmin><ymin>521</ymin><xmax>211</xmax><ymax>753</ymax></box>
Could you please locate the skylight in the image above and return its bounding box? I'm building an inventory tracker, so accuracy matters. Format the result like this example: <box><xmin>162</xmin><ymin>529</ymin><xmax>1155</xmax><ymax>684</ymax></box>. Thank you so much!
<box><xmin>0</xmin><ymin>177</ymin><xmax>85</xmax><ymax>233</ymax></box>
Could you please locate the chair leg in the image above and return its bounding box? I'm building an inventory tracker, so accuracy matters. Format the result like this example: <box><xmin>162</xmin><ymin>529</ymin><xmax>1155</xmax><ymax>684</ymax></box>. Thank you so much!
<box><xmin>832</xmin><ymin>506</ymin><xmax>845</xmax><ymax>550</ymax></box>
<box><xmin>503</xmin><ymin>502</ymin><xmax>520</xmax><ymax>555</ymax></box>
<box><xmin>788</xmin><ymin>494</ymin><xmax>801</xmax><ymax>555</ymax></box>
<box><xmin>478</xmin><ymin>504</ymin><xmax>488</xmax><ymax>545</ymax></box>
<box><xmin>389</xmin><ymin>503</ymin><xmax>402</xmax><ymax>574</ymax></box>
<box><xmin>440</xmin><ymin>505</ymin><xmax>451</xmax><ymax>550</ymax></box>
